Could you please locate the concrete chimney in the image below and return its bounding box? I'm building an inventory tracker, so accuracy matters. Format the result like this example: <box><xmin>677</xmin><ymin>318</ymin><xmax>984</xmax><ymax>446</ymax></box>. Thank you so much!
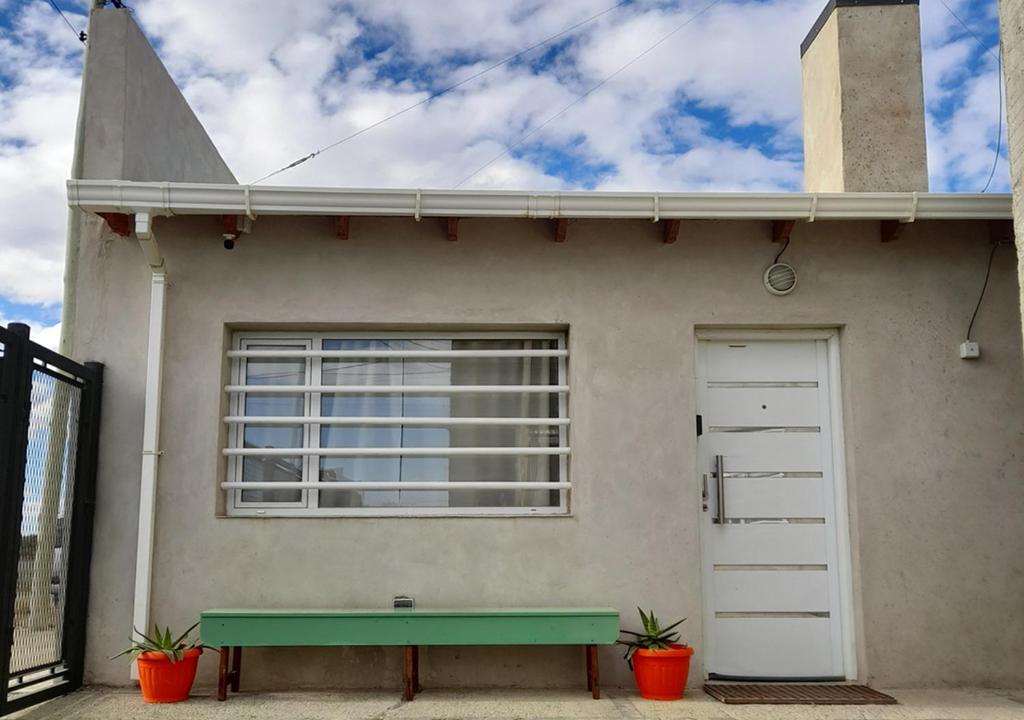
<box><xmin>800</xmin><ymin>0</ymin><xmax>928</xmax><ymax>192</ymax></box>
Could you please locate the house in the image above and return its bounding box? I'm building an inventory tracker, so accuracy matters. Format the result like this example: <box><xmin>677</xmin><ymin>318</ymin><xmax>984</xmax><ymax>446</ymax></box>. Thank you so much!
<box><xmin>60</xmin><ymin>1</ymin><xmax>1024</xmax><ymax>691</ymax></box>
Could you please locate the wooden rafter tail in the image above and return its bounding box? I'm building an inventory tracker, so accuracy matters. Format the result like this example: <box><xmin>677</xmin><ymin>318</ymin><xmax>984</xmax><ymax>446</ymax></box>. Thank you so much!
<box><xmin>663</xmin><ymin>219</ymin><xmax>681</xmax><ymax>244</ymax></box>
<box><xmin>771</xmin><ymin>219</ymin><xmax>796</xmax><ymax>244</ymax></box>
<box><xmin>989</xmin><ymin>218</ymin><xmax>1015</xmax><ymax>245</ymax></box>
<box><xmin>880</xmin><ymin>219</ymin><xmax>906</xmax><ymax>243</ymax></box>
<box><xmin>554</xmin><ymin>218</ymin><xmax>568</xmax><ymax>243</ymax></box>
<box><xmin>446</xmin><ymin>217</ymin><xmax>459</xmax><ymax>242</ymax></box>
<box><xmin>335</xmin><ymin>216</ymin><xmax>350</xmax><ymax>241</ymax></box>
<box><xmin>98</xmin><ymin>212</ymin><xmax>133</xmax><ymax>237</ymax></box>
<box><xmin>222</xmin><ymin>214</ymin><xmax>241</xmax><ymax>237</ymax></box>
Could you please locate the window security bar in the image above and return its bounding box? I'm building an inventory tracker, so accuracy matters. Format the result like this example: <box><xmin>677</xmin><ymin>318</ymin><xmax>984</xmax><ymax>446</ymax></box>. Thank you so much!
<box><xmin>227</xmin><ymin>349</ymin><xmax>568</xmax><ymax>359</ymax></box>
<box><xmin>224</xmin><ymin>384</ymin><xmax>569</xmax><ymax>394</ymax></box>
<box><xmin>222</xmin><ymin>447</ymin><xmax>571</xmax><ymax>457</ymax></box>
<box><xmin>221</xmin><ymin>481</ymin><xmax>572</xmax><ymax>490</ymax></box>
<box><xmin>223</xmin><ymin>416</ymin><xmax>571</xmax><ymax>426</ymax></box>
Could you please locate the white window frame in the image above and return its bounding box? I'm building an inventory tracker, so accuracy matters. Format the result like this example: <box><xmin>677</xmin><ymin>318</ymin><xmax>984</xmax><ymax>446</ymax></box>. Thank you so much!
<box><xmin>229</xmin><ymin>336</ymin><xmax>313</xmax><ymax>511</ymax></box>
<box><xmin>224</xmin><ymin>331</ymin><xmax>570</xmax><ymax>517</ymax></box>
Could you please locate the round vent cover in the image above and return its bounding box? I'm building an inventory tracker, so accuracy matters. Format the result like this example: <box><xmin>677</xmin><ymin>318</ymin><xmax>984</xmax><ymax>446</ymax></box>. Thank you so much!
<box><xmin>763</xmin><ymin>262</ymin><xmax>797</xmax><ymax>295</ymax></box>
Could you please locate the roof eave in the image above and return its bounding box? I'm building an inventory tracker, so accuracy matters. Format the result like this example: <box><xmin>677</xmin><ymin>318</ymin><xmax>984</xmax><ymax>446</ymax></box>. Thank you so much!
<box><xmin>66</xmin><ymin>179</ymin><xmax>1013</xmax><ymax>222</ymax></box>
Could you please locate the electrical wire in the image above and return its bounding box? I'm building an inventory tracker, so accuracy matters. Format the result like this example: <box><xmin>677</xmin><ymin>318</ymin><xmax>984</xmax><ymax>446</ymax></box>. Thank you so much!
<box><xmin>248</xmin><ymin>0</ymin><xmax>632</xmax><ymax>185</ymax></box>
<box><xmin>773</xmin><ymin>237</ymin><xmax>790</xmax><ymax>264</ymax></box>
<box><xmin>44</xmin><ymin>0</ymin><xmax>86</xmax><ymax>44</ymax></box>
<box><xmin>452</xmin><ymin>0</ymin><xmax>725</xmax><ymax>189</ymax></box>
<box><xmin>966</xmin><ymin>241</ymin><xmax>1008</xmax><ymax>341</ymax></box>
<box><xmin>936</xmin><ymin>0</ymin><xmax>1003</xmax><ymax>192</ymax></box>
<box><xmin>981</xmin><ymin>43</ymin><xmax>1003</xmax><ymax>193</ymax></box>
<box><xmin>936</xmin><ymin>0</ymin><xmax>998</xmax><ymax>62</ymax></box>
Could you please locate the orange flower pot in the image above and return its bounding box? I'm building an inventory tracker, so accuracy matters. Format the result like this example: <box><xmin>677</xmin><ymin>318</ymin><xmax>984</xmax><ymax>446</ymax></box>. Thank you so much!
<box><xmin>136</xmin><ymin>648</ymin><xmax>201</xmax><ymax>703</ymax></box>
<box><xmin>632</xmin><ymin>644</ymin><xmax>693</xmax><ymax>700</ymax></box>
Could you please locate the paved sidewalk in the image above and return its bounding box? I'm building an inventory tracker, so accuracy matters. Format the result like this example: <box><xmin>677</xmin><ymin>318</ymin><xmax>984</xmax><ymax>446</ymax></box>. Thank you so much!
<box><xmin>10</xmin><ymin>687</ymin><xmax>1024</xmax><ymax>720</ymax></box>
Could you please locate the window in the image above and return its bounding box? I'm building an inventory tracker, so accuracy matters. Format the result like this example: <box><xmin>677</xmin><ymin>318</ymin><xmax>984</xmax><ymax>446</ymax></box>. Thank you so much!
<box><xmin>224</xmin><ymin>332</ymin><xmax>569</xmax><ymax>516</ymax></box>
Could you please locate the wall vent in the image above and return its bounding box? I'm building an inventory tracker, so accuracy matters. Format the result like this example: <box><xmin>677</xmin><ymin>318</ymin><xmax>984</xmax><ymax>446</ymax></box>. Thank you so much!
<box><xmin>763</xmin><ymin>263</ymin><xmax>798</xmax><ymax>296</ymax></box>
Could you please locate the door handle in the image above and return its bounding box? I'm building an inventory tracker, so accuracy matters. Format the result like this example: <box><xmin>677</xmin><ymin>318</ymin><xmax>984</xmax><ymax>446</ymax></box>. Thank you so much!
<box><xmin>714</xmin><ymin>454</ymin><xmax>726</xmax><ymax>524</ymax></box>
<box><xmin>701</xmin><ymin>474</ymin><xmax>709</xmax><ymax>512</ymax></box>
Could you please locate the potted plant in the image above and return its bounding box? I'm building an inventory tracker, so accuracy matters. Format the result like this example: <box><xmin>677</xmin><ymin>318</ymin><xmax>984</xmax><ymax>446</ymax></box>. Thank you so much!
<box><xmin>112</xmin><ymin>623</ymin><xmax>208</xmax><ymax>703</ymax></box>
<box><xmin>618</xmin><ymin>608</ymin><xmax>692</xmax><ymax>700</ymax></box>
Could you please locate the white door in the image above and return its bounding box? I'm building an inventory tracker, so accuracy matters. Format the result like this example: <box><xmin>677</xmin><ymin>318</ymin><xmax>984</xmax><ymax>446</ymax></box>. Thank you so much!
<box><xmin>696</xmin><ymin>334</ymin><xmax>853</xmax><ymax>680</ymax></box>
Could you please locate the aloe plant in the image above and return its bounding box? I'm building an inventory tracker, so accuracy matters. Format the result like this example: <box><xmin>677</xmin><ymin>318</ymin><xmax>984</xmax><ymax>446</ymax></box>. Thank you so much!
<box><xmin>617</xmin><ymin>608</ymin><xmax>687</xmax><ymax>669</ymax></box>
<box><xmin>111</xmin><ymin>622</ymin><xmax>208</xmax><ymax>664</ymax></box>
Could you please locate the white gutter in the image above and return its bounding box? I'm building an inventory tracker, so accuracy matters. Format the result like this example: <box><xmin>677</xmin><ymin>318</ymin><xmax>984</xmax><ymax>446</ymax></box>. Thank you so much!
<box><xmin>67</xmin><ymin>180</ymin><xmax>1013</xmax><ymax>221</ymax></box>
<box><xmin>132</xmin><ymin>212</ymin><xmax>165</xmax><ymax>677</ymax></box>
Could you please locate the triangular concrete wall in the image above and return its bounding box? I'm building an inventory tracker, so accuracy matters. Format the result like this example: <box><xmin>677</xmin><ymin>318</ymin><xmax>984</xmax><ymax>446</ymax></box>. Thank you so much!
<box><xmin>78</xmin><ymin>8</ymin><xmax>235</xmax><ymax>183</ymax></box>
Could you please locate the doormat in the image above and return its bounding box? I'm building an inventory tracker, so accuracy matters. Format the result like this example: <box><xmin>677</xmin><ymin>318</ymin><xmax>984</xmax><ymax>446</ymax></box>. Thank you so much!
<box><xmin>704</xmin><ymin>683</ymin><xmax>897</xmax><ymax>705</ymax></box>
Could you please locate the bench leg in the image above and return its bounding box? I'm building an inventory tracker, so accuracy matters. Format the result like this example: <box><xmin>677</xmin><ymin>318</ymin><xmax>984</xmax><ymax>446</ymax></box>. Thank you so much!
<box><xmin>403</xmin><ymin>646</ymin><xmax>416</xmax><ymax>701</ymax></box>
<box><xmin>412</xmin><ymin>645</ymin><xmax>421</xmax><ymax>693</ymax></box>
<box><xmin>217</xmin><ymin>647</ymin><xmax>229</xmax><ymax>701</ymax></box>
<box><xmin>586</xmin><ymin>644</ymin><xmax>600</xmax><ymax>700</ymax></box>
<box><xmin>230</xmin><ymin>646</ymin><xmax>242</xmax><ymax>692</ymax></box>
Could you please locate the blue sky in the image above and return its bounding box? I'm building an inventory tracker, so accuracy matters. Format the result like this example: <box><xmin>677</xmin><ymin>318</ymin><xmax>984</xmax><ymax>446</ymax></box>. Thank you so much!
<box><xmin>0</xmin><ymin>0</ymin><xmax>1008</xmax><ymax>348</ymax></box>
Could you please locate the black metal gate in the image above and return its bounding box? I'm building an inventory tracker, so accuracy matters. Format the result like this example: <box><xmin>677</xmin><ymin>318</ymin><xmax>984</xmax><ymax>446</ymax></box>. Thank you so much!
<box><xmin>0</xmin><ymin>323</ymin><xmax>102</xmax><ymax>715</ymax></box>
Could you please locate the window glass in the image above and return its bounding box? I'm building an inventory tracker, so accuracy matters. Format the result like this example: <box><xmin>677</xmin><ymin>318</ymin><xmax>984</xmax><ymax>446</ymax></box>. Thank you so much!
<box><xmin>238</xmin><ymin>346</ymin><xmax>305</xmax><ymax>503</ymax></box>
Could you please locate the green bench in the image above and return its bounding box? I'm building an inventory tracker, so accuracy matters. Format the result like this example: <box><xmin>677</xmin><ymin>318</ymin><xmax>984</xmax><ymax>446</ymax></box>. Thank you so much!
<box><xmin>200</xmin><ymin>608</ymin><xmax>619</xmax><ymax>701</ymax></box>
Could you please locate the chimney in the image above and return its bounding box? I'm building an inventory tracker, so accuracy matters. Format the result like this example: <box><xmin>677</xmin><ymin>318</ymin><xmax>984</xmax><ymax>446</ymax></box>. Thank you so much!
<box><xmin>800</xmin><ymin>0</ymin><xmax>928</xmax><ymax>192</ymax></box>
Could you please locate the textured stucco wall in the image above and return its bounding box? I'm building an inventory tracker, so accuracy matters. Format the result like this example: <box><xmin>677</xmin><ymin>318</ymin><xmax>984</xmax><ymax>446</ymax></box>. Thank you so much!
<box><xmin>78</xmin><ymin>9</ymin><xmax>235</xmax><ymax>183</ymax></box>
<box><xmin>802</xmin><ymin>3</ymin><xmax>929</xmax><ymax>192</ymax></box>
<box><xmin>1000</xmin><ymin>0</ymin><xmax>1024</xmax><ymax>342</ymax></box>
<box><xmin>802</xmin><ymin>12</ymin><xmax>845</xmax><ymax>192</ymax></box>
<box><xmin>70</xmin><ymin>214</ymin><xmax>1024</xmax><ymax>690</ymax></box>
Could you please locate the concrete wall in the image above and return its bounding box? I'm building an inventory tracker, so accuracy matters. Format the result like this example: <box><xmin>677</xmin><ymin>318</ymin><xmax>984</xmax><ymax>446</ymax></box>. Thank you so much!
<box><xmin>802</xmin><ymin>2</ymin><xmax>929</xmax><ymax>192</ymax></box>
<box><xmin>1000</xmin><ymin>0</ymin><xmax>1024</xmax><ymax>343</ymax></box>
<box><xmin>71</xmin><ymin>214</ymin><xmax>1024</xmax><ymax>689</ymax></box>
<box><xmin>802</xmin><ymin>12</ymin><xmax>845</xmax><ymax>193</ymax></box>
<box><xmin>78</xmin><ymin>9</ymin><xmax>235</xmax><ymax>183</ymax></box>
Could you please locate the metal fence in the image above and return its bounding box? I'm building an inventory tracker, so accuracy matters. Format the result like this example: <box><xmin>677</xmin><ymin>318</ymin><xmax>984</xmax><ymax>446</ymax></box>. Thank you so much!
<box><xmin>0</xmin><ymin>324</ymin><xmax>102</xmax><ymax>715</ymax></box>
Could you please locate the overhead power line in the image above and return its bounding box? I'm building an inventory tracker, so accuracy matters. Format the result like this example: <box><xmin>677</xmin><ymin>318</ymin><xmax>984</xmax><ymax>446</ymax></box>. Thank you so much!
<box><xmin>936</xmin><ymin>0</ymin><xmax>1003</xmax><ymax>192</ymax></box>
<box><xmin>452</xmin><ymin>0</ymin><xmax>725</xmax><ymax>189</ymax></box>
<box><xmin>936</xmin><ymin>0</ymin><xmax>998</xmax><ymax>62</ymax></box>
<box><xmin>44</xmin><ymin>0</ymin><xmax>86</xmax><ymax>44</ymax></box>
<box><xmin>249</xmin><ymin>0</ymin><xmax>631</xmax><ymax>185</ymax></box>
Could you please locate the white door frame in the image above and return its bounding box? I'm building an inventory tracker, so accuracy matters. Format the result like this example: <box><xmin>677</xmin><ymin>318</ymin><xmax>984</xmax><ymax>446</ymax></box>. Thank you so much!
<box><xmin>694</xmin><ymin>327</ymin><xmax>857</xmax><ymax>680</ymax></box>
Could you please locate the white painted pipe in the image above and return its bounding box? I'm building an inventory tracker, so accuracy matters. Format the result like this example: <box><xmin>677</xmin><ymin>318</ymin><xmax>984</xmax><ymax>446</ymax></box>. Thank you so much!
<box><xmin>132</xmin><ymin>269</ymin><xmax>165</xmax><ymax>640</ymax></box>
<box><xmin>227</xmin><ymin>349</ymin><xmax>568</xmax><ymax>358</ymax></box>
<box><xmin>222</xmin><ymin>446</ymin><xmax>570</xmax><ymax>457</ymax></box>
<box><xmin>221</xmin><ymin>481</ymin><xmax>571</xmax><ymax>490</ymax></box>
<box><xmin>223</xmin><ymin>415</ymin><xmax>570</xmax><ymax>426</ymax></box>
<box><xmin>224</xmin><ymin>384</ymin><xmax>569</xmax><ymax>394</ymax></box>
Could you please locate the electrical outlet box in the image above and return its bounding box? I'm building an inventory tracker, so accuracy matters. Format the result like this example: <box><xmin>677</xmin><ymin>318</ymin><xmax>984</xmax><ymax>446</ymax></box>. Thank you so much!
<box><xmin>393</xmin><ymin>595</ymin><xmax>415</xmax><ymax>609</ymax></box>
<box><xmin>959</xmin><ymin>341</ymin><xmax>980</xmax><ymax>359</ymax></box>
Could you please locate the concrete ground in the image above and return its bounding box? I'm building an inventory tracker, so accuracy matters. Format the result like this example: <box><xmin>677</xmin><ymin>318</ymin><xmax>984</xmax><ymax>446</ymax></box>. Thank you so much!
<box><xmin>9</xmin><ymin>687</ymin><xmax>1024</xmax><ymax>720</ymax></box>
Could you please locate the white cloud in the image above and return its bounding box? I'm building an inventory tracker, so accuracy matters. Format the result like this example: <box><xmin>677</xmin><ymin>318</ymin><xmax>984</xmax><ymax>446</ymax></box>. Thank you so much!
<box><xmin>0</xmin><ymin>312</ymin><xmax>61</xmax><ymax>350</ymax></box>
<box><xmin>0</xmin><ymin>0</ymin><xmax>1008</xmax><ymax>318</ymax></box>
<box><xmin>920</xmin><ymin>0</ymin><xmax>1006</xmax><ymax>191</ymax></box>
<box><xmin>0</xmin><ymin>3</ymin><xmax>82</xmax><ymax>307</ymax></box>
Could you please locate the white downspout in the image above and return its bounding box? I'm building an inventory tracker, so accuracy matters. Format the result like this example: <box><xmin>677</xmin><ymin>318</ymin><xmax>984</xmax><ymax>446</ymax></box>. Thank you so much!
<box><xmin>131</xmin><ymin>212</ymin><xmax>165</xmax><ymax>678</ymax></box>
